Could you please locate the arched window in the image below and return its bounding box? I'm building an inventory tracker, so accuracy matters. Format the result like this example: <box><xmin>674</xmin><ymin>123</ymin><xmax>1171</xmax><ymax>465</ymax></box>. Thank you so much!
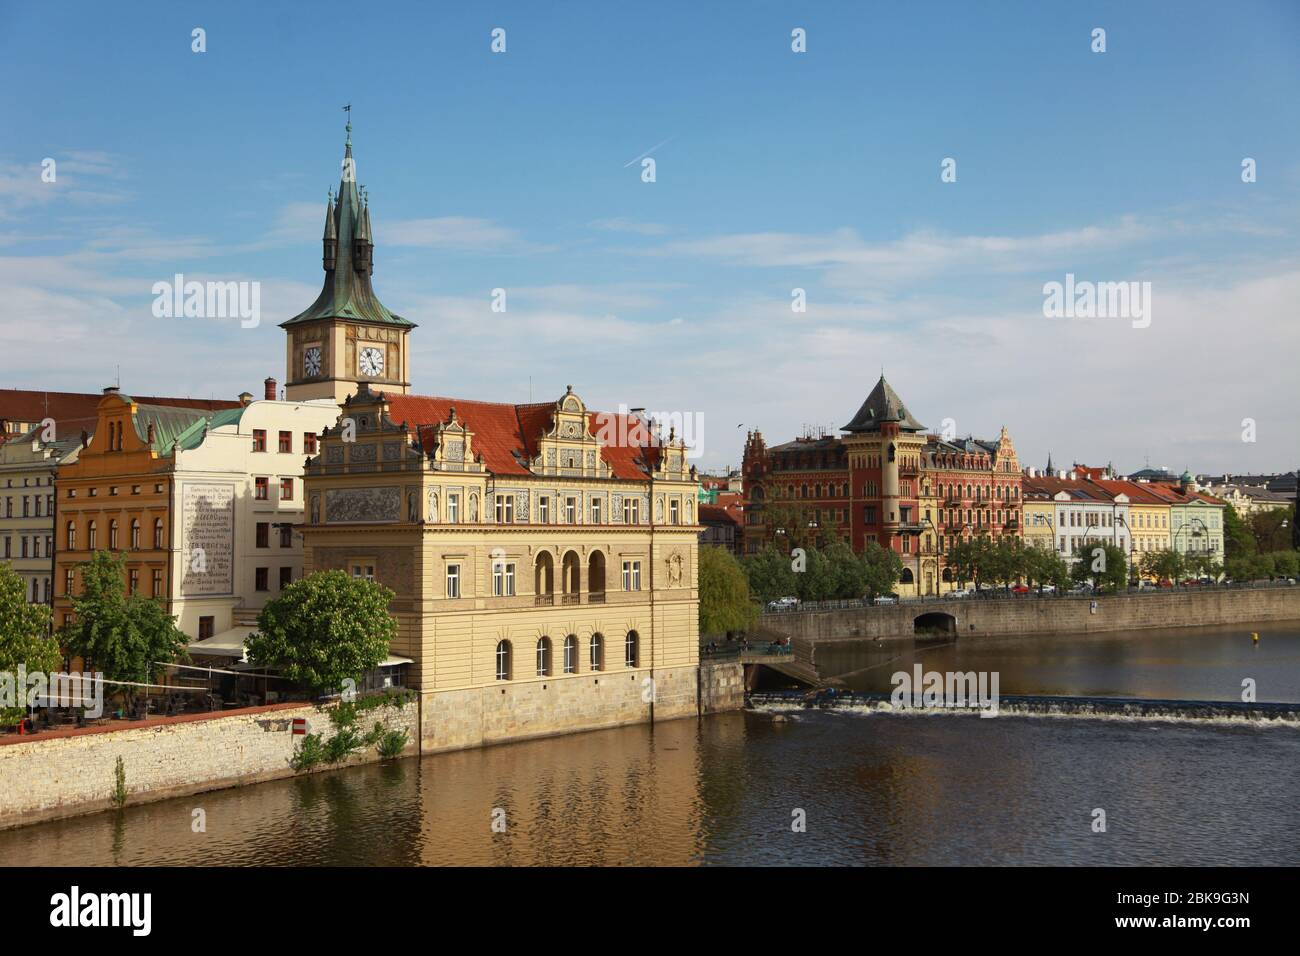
<box><xmin>130</xmin><ymin>519</ymin><xmax>140</xmax><ymax>549</ymax></box>
<box><xmin>561</xmin><ymin>550</ymin><xmax>581</xmax><ymax>599</ymax></box>
<box><xmin>588</xmin><ymin>551</ymin><xmax>606</xmax><ymax>599</ymax></box>
<box><xmin>942</xmin><ymin>567</ymin><xmax>953</xmax><ymax>583</ymax></box>
<box><xmin>66</xmin><ymin>521</ymin><xmax>76</xmax><ymax>550</ymax></box>
<box><xmin>590</xmin><ymin>633</ymin><xmax>604</xmax><ymax>671</ymax></box>
<box><xmin>563</xmin><ymin>635</ymin><xmax>578</xmax><ymax>674</ymax></box>
<box><xmin>154</xmin><ymin>518</ymin><xmax>164</xmax><ymax>549</ymax></box>
<box><xmin>495</xmin><ymin>640</ymin><xmax>512</xmax><ymax>681</ymax></box>
<box><xmin>108</xmin><ymin>519</ymin><xmax>118</xmax><ymax>550</ymax></box>
<box><xmin>624</xmin><ymin>630</ymin><xmax>639</xmax><ymax>669</ymax></box>
<box><xmin>900</xmin><ymin>567</ymin><xmax>914</xmax><ymax>584</ymax></box>
<box><xmin>535</xmin><ymin>552</ymin><xmax>554</xmax><ymax>602</ymax></box>
<box><xmin>536</xmin><ymin>637</ymin><xmax>552</xmax><ymax>677</ymax></box>
<box><xmin>87</xmin><ymin>521</ymin><xmax>97</xmax><ymax>550</ymax></box>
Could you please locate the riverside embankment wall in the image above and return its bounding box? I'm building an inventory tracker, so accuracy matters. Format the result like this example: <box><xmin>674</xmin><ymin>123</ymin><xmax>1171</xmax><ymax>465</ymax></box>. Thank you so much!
<box><xmin>0</xmin><ymin>699</ymin><xmax>419</xmax><ymax>831</ymax></box>
<box><xmin>764</xmin><ymin>586</ymin><xmax>1300</xmax><ymax>646</ymax></box>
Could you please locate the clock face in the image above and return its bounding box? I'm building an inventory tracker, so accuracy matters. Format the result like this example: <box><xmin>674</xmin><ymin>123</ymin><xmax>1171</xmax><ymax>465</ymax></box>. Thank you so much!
<box><xmin>358</xmin><ymin>346</ymin><xmax>385</xmax><ymax>377</ymax></box>
<box><xmin>303</xmin><ymin>346</ymin><xmax>322</xmax><ymax>378</ymax></box>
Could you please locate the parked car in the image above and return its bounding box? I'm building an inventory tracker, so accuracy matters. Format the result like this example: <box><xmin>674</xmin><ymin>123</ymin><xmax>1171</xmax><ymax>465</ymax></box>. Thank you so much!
<box><xmin>766</xmin><ymin>596</ymin><xmax>800</xmax><ymax>611</ymax></box>
<box><xmin>872</xmin><ymin>594</ymin><xmax>899</xmax><ymax>606</ymax></box>
<box><xmin>943</xmin><ymin>587</ymin><xmax>972</xmax><ymax>599</ymax></box>
<box><xmin>1037</xmin><ymin>584</ymin><xmax>1056</xmax><ymax>594</ymax></box>
<box><xmin>1011</xmin><ymin>584</ymin><xmax>1030</xmax><ymax>595</ymax></box>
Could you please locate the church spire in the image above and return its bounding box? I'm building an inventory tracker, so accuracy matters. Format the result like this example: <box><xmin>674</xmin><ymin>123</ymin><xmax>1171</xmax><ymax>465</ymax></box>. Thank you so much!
<box><xmin>281</xmin><ymin>120</ymin><xmax>412</xmax><ymax>331</ymax></box>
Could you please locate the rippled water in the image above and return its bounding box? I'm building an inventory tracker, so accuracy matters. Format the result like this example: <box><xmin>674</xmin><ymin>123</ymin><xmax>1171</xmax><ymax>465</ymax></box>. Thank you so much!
<box><xmin>820</xmin><ymin>622</ymin><xmax>1300</xmax><ymax>701</ymax></box>
<box><xmin>4</xmin><ymin>705</ymin><xmax>1298</xmax><ymax>866</ymax></box>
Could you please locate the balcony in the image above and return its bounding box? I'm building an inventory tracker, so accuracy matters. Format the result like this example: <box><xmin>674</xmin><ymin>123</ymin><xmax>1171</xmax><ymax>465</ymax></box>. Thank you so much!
<box><xmin>588</xmin><ymin>591</ymin><xmax>606</xmax><ymax>604</ymax></box>
<box><xmin>535</xmin><ymin>593</ymin><xmax>554</xmax><ymax>607</ymax></box>
<box><xmin>561</xmin><ymin>593</ymin><xmax>580</xmax><ymax>606</ymax></box>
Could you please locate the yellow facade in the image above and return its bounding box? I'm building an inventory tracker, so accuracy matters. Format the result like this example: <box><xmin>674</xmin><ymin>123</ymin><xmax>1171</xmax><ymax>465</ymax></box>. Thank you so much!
<box><xmin>300</xmin><ymin>385</ymin><xmax>702</xmax><ymax>752</ymax></box>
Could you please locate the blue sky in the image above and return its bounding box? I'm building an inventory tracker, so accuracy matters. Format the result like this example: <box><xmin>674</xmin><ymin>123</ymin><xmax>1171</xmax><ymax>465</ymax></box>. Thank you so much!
<box><xmin>3</xmin><ymin>0</ymin><xmax>1299</xmax><ymax>474</ymax></box>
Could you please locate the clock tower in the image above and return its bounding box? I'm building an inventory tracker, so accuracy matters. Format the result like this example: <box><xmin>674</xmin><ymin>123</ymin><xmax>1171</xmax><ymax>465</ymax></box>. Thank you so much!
<box><xmin>282</xmin><ymin>122</ymin><xmax>415</xmax><ymax>403</ymax></box>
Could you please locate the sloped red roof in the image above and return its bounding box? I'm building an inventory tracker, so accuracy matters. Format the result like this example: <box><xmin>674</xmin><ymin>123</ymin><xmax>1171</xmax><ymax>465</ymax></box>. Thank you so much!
<box><xmin>0</xmin><ymin>389</ymin><xmax>240</xmax><ymax>430</ymax></box>
<box><xmin>699</xmin><ymin>503</ymin><xmax>739</xmax><ymax>526</ymax></box>
<box><xmin>385</xmin><ymin>394</ymin><xmax>658</xmax><ymax>480</ymax></box>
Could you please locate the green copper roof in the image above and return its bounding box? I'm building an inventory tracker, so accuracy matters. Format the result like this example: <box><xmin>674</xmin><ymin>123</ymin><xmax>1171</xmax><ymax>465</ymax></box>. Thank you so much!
<box><xmin>281</xmin><ymin>130</ymin><xmax>414</xmax><ymax>330</ymax></box>
<box><xmin>127</xmin><ymin>402</ymin><xmax>217</xmax><ymax>454</ymax></box>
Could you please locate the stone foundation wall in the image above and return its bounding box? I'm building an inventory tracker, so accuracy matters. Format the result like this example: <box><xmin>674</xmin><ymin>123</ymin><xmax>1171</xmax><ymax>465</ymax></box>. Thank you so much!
<box><xmin>419</xmin><ymin>664</ymin><xmax>702</xmax><ymax>753</ymax></box>
<box><xmin>0</xmin><ymin>699</ymin><xmax>419</xmax><ymax>831</ymax></box>
<box><xmin>698</xmin><ymin>661</ymin><xmax>745</xmax><ymax>714</ymax></box>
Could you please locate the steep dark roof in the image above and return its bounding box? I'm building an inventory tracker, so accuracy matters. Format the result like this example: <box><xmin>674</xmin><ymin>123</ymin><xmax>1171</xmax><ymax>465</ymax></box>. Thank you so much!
<box><xmin>281</xmin><ymin>128</ymin><xmax>413</xmax><ymax>330</ymax></box>
<box><xmin>842</xmin><ymin>376</ymin><xmax>925</xmax><ymax>433</ymax></box>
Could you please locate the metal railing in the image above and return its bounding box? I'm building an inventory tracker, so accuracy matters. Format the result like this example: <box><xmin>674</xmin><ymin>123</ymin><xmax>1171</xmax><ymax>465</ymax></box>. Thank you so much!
<box><xmin>761</xmin><ymin>578</ymin><xmax>1298</xmax><ymax>614</ymax></box>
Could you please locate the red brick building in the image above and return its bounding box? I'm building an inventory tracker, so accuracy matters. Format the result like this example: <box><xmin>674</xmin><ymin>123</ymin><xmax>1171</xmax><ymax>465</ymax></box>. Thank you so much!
<box><xmin>741</xmin><ymin>376</ymin><xmax>1023</xmax><ymax>595</ymax></box>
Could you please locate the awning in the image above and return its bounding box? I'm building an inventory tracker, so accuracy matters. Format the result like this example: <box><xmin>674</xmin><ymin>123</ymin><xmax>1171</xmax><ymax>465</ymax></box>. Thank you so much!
<box><xmin>381</xmin><ymin>655</ymin><xmax>414</xmax><ymax>667</ymax></box>
<box><xmin>185</xmin><ymin>627</ymin><xmax>255</xmax><ymax>660</ymax></box>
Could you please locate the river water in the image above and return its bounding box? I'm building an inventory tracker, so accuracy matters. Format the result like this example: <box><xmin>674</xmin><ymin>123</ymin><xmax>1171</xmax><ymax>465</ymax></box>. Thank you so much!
<box><xmin>3</xmin><ymin>623</ymin><xmax>1298</xmax><ymax>866</ymax></box>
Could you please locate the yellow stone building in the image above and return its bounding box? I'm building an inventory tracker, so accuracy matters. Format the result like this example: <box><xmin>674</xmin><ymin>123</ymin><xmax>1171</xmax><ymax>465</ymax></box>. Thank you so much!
<box><xmin>292</xmin><ymin>128</ymin><xmax>702</xmax><ymax>752</ymax></box>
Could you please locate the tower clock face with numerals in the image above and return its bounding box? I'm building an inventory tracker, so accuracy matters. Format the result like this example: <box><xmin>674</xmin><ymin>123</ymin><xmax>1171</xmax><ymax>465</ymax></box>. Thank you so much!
<box><xmin>358</xmin><ymin>346</ymin><xmax>385</xmax><ymax>377</ymax></box>
<box><xmin>303</xmin><ymin>346</ymin><xmax>322</xmax><ymax>377</ymax></box>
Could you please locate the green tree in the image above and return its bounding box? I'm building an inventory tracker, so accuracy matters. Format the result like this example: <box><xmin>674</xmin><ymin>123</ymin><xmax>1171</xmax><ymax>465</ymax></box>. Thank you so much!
<box><xmin>794</xmin><ymin>547</ymin><xmax>836</xmax><ymax>602</ymax></box>
<box><xmin>1139</xmin><ymin>548</ymin><xmax>1184</xmax><ymax>584</ymax></box>
<box><xmin>1222</xmin><ymin>504</ymin><xmax>1255</xmax><ymax>559</ymax></box>
<box><xmin>1024</xmin><ymin>542</ymin><xmax>1070</xmax><ymax>592</ymax></box>
<box><xmin>860</xmin><ymin>540</ymin><xmax>902</xmax><ymax>599</ymax></box>
<box><xmin>1071</xmin><ymin>540</ymin><xmax>1127</xmax><ymax>592</ymax></box>
<box><xmin>0</xmin><ymin>564</ymin><xmax>62</xmax><ymax>725</ymax></box>
<box><xmin>1270</xmin><ymin>550</ymin><xmax>1298</xmax><ymax>578</ymax></box>
<box><xmin>1250</xmin><ymin>506</ymin><xmax>1296</xmax><ymax>553</ymax></box>
<box><xmin>699</xmin><ymin>545</ymin><xmax>759</xmax><ymax>635</ymax></box>
<box><xmin>63</xmin><ymin>551</ymin><xmax>188</xmax><ymax>708</ymax></box>
<box><xmin>822</xmin><ymin>541</ymin><xmax>867</xmax><ymax>599</ymax></box>
<box><xmin>947</xmin><ymin>534</ymin><xmax>995</xmax><ymax>589</ymax></box>
<box><xmin>248</xmin><ymin>569</ymin><xmax>396</xmax><ymax>695</ymax></box>
<box><xmin>742</xmin><ymin>547</ymin><xmax>798</xmax><ymax>604</ymax></box>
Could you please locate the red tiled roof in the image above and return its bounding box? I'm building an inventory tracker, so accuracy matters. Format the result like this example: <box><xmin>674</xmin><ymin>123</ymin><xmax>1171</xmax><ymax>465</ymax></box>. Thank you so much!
<box><xmin>385</xmin><ymin>394</ymin><xmax>658</xmax><ymax>481</ymax></box>
<box><xmin>699</xmin><ymin>503</ymin><xmax>739</xmax><ymax>526</ymax></box>
<box><xmin>0</xmin><ymin>389</ymin><xmax>240</xmax><ymax>438</ymax></box>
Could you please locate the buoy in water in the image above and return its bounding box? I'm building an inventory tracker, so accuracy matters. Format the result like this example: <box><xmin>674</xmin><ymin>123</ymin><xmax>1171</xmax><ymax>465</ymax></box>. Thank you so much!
<box><xmin>1252</xmin><ymin>632</ymin><xmax>1259</xmax><ymax>644</ymax></box>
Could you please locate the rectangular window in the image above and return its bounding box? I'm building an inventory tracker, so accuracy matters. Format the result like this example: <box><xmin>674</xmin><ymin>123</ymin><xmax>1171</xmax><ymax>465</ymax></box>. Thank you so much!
<box><xmin>128</xmin><ymin>569</ymin><xmax>139</xmax><ymax>594</ymax></box>
<box><xmin>493</xmin><ymin>562</ymin><xmax>516</xmax><ymax>597</ymax></box>
<box><xmin>351</xmin><ymin>564</ymin><xmax>375</xmax><ymax>581</ymax></box>
<box><xmin>304</xmin><ymin>433</ymin><xmax>318</xmax><ymax>455</ymax></box>
<box><xmin>280</xmin><ymin>478</ymin><xmax>294</xmax><ymax>501</ymax></box>
<box><xmin>279</xmin><ymin>525</ymin><xmax>293</xmax><ymax>548</ymax></box>
<box><xmin>565</xmin><ymin>497</ymin><xmax>576</xmax><ymax>524</ymax></box>
<box><xmin>255</xmin><ymin>477</ymin><xmax>268</xmax><ymax>500</ymax></box>
<box><xmin>279</xmin><ymin>566</ymin><xmax>292</xmax><ymax>589</ymax></box>
<box><xmin>278</xmin><ymin>431</ymin><xmax>292</xmax><ymax>454</ymax></box>
<box><xmin>670</xmin><ymin>500</ymin><xmax>679</xmax><ymax>525</ymax></box>
<box><xmin>252</xmin><ymin>429</ymin><xmax>267</xmax><ymax>452</ymax></box>
<box><xmin>623</xmin><ymin>498</ymin><xmax>640</xmax><ymax>524</ymax></box>
<box><xmin>255</xmin><ymin>567</ymin><xmax>268</xmax><ymax>591</ymax></box>
<box><xmin>65</xmin><ymin>569</ymin><xmax>74</xmax><ymax>596</ymax></box>
<box><xmin>622</xmin><ymin>560</ymin><xmax>642</xmax><ymax>591</ymax></box>
<box><xmin>591</xmin><ymin>497</ymin><xmax>602</xmax><ymax>524</ymax></box>
<box><xmin>256</xmin><ymin>522</ymin><xmax>269</xmax><ymax>548</ymax></box>
<box><xmin>447</xmin><ymin>494</ymin><xmax>460</xmax><ymax>523</ymax></box>
<box><xmin>199</xmin><ymin>617</ymin><xmax>214</xmax><ymax>641</ymax></box>
<box><xmin>539</xmin><ymin>496</ymin><xmax>550</xmax><ymax>523</ymax></box>
<box><xmin>494</xmin><ymin>495</ymin><xmax>514</xmax><ymax>523</ymax></box>
<box><xmin>152</xmin><ymin>568</ymin><xmax>163</xmax><ymax>597</ymax></box>
<box><xmin>446</xmin><ymin>564</ymin><xmax>461</xmax><ymax>598</ymax></box>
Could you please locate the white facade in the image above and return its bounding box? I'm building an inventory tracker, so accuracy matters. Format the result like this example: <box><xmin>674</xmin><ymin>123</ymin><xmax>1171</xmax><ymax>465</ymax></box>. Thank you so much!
<box><xmin>1053</xmin><ymin>490</ymin><xmax>1129</xmax><ymax>562</ymax></box>
<box><xmin>166</xmin><ymin>399</ymin><xmax>338</xmax><ymax>640</ymax></box>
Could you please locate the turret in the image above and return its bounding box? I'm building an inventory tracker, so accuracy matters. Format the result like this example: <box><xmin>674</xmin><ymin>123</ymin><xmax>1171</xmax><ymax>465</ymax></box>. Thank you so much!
<box><xmin>322</xmin><ymin>191</ymin><xmax>337</xmax><ymax>271</ymax></box>
<box><xmin>353</xmin><ymin>197</ymin><xmax>373</xmax><ymax>275</ymax></box>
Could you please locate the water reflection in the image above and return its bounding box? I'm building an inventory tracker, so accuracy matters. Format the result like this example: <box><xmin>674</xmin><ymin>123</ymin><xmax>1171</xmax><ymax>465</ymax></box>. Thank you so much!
<box><xmin>4</xmin><ymin>703</ymin><xmax>1298</xmax><ymax>866</ymax></box>
<box><xmin>821</xmin><ymin>622</ymin><xmax>1300</xmax><ymax>702</ymax></box>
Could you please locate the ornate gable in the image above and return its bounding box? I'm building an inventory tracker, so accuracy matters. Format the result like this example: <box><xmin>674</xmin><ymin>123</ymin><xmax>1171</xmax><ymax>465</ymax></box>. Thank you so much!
<box><xmin>531</xmin><ymin>386</ymin><xmax>612</xmax><ymax>479</ymax></box>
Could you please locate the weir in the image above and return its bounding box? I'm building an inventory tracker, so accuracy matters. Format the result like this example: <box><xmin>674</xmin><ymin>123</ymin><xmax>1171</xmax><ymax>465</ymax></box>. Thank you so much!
<box><xmin>745</xmin><ymin>690</ymin><xmax>1300</xmax><ymax>724</ymax></box>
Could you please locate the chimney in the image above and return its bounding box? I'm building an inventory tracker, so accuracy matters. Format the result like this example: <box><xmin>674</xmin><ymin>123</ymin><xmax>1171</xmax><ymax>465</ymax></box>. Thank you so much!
<box><xmin>239</xmin><ymin>391</ymin><xmax>254</xmax><ymax>406</ymax></box>
<box><xmin>264</xmin><ymin>377</ymin><xmax>277</xmax><ymax>401</ymax></box>
<box><xmin>102</xmin><ymin>386</ymin><xmax>119</xmax><ymax>395</ymax></box>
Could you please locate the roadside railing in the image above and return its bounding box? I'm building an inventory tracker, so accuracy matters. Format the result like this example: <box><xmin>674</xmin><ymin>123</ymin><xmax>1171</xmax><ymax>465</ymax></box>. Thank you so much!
<box><xmin>761</xmin><ymin>578</ymin><xmax>1299</xmax><ymax>615</ymax></box>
